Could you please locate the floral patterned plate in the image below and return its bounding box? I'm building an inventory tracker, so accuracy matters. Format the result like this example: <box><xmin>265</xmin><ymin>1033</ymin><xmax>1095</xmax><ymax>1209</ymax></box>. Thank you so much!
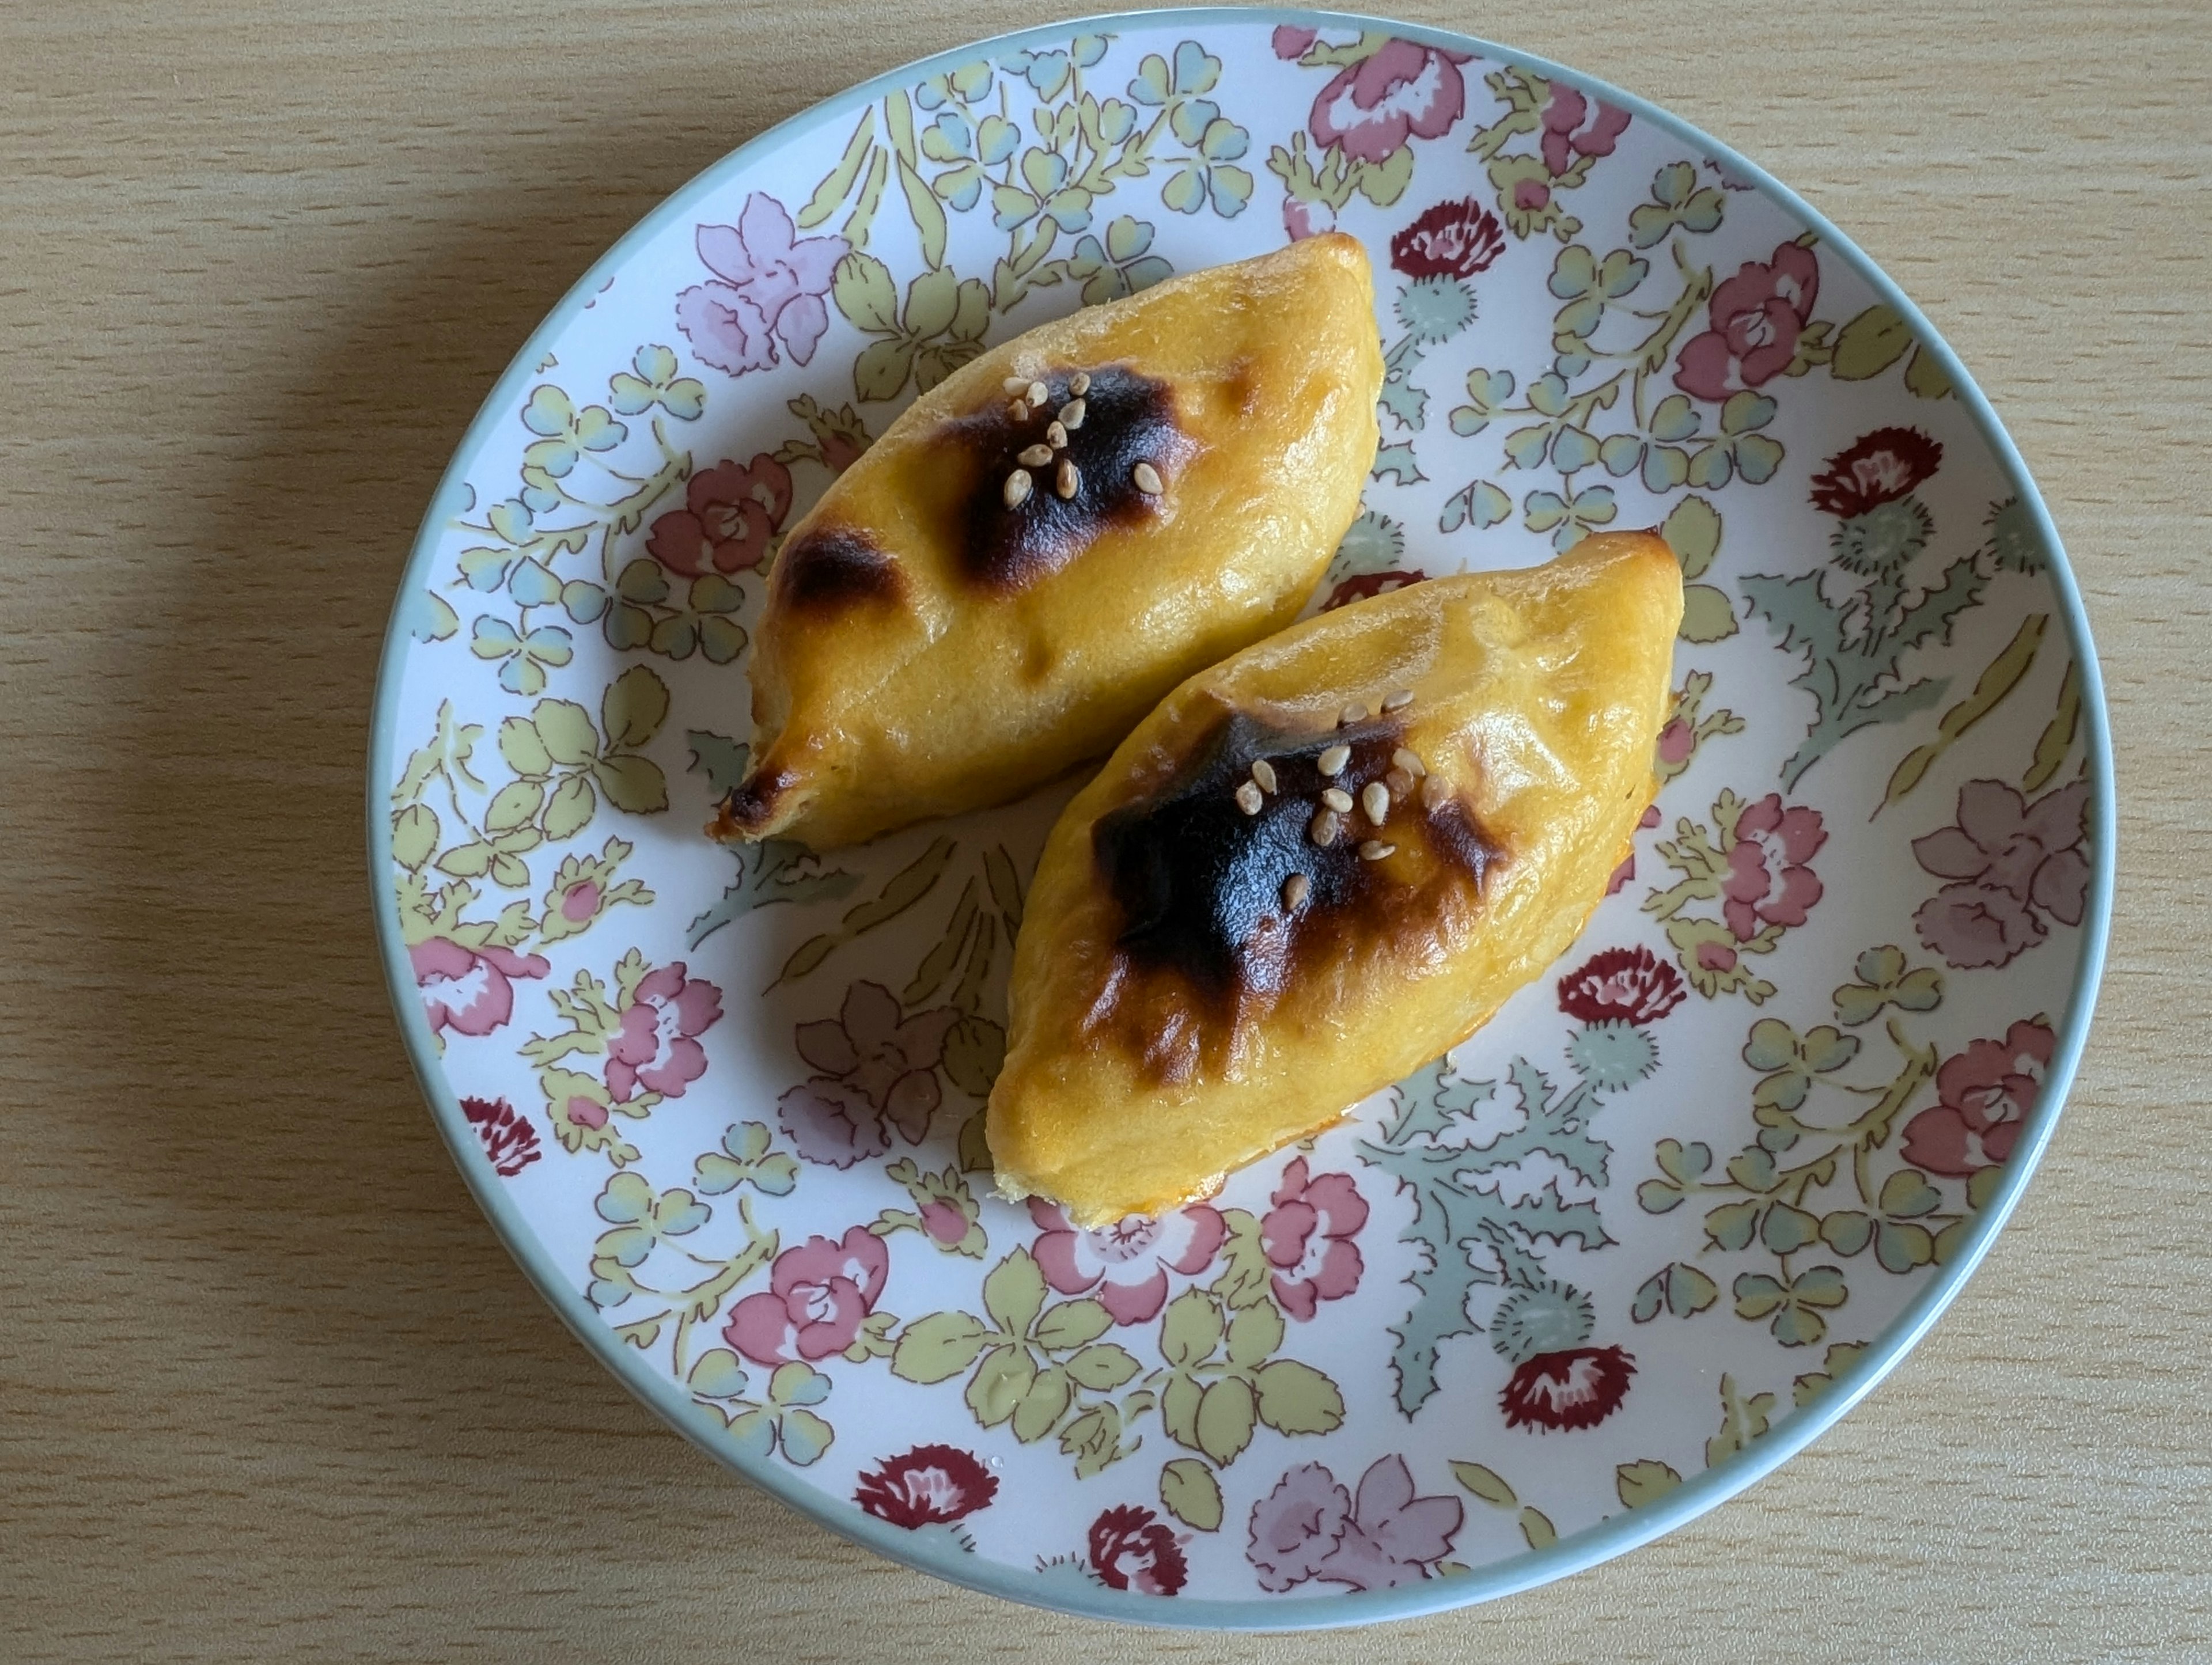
<box><xmin>371</xmin><ymin>7</ymin><xmax>2113</xmax><ymax>1628</ymax></box>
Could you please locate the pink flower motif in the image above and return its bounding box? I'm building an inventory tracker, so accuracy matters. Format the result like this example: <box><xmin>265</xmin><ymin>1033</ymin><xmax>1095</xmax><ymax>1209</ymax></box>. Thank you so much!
<box><xmin>675</xmin><ymin>193</ymin><xmax>846</xmax><ymax>376</ymax></box>
<box><xmin>1281</xmin><ymin>194</ymin><xmax>1337</xmax><ymax>242</ymax></box>
<box><xmin>1501</xmin><ymin>1345</ymin><xmax>1637</xmax><ymax>1431</ymax></box>
<box><xmin>461</xmin><ymin>1095</ymin><xmax>541</xmax><ymax>1177</ymax></box>
<box><xmin>1029</xmin><ymin>1198</ymin><xmax>1225</xmax><ymax>1325</ymax></box>
<box><xmin>1723</xmin><ymin>793</ymin><xmax>1827</xmax><ymax>940</ymax></box>
<box><xmin>411</xmin><ymin>936</ymin><xmax>548</xmax><ymax>1038</ymax></box>
<box><xmin>605</xmin><ymin>962</ymin><xmax>723</xmax><ymax>1102</ymax></box>
<box><xmin>1247</xmin><ymin>1455</ymin><xmax>1462</xmax><ymax>1592</ymax></box>
<box><xmin>1514</xmin><ymin>178</ymin><xmax>1551</xmax><ymax>213</ymax></box>
<box><xmin>1696</xmin><ymin>940</ymin><xmax>1739</xmax><ymax>974</ymax></box>
<box><xmin>1902</xmin><ymin>1019</ymin><xmax>2054</xmax><ymax>1176</ymax></box>
<box><xmin>1657</xmin><ymin>718</ymin><xmax>1696</xmax><ymax>767</ymax></box>
<box><xmin>1271</xmin><ymin>23</ymin><xmax>1318</xmax><ymax>59</ymax></box>
<box><xmin>778</xmin><ymin>982</ymin><xmax>959</xmax><ymax>1166</ymax></box>
<box><xmin>1607</xmin><ymin>802</ymin><xmax>1663</xmax><ymax>895</ymax></box>
<box><xmin>1088</xmin><ymin>1504</ymin><xmax>1188</xmax><ymax>1595</ymax></box>
<box><xmin>644</xmin><ymin>453</ymin><xmax>793</xmax><ymax>577</ymax></box>
<box><xmin>724</xmin><ymin>1225</ymin><xmax>889</xmax><ymax>1365</ymax></box>
<box><xmin>919</xmin><ymin>1201</ymin><xmax>968</xmax><ymax>1247</ymax></box>
<box><xmin>563</xmin><ymin>1096</ymin><xmax>609</xmax><ymax>1131</ymax></box>
<box><xmin>1308</xmin><ymin>40</ymin><xmax>1470</xmax><ymax>166</ymax></box>
<box><xmin>1912</xmin><ymin>780</ymin><xmax>2089</xmax><ymax>969</ymax></box>
<box><xmin>854</xmin><ymin>1444</ymin><xmax>998</xmax><ymax>1528</ymax></box>
<box><xmin>1260</xmin><ymin>1158</ymin><xmax>1368</xmax><ymax>1320</ymax></box>
<box><xmin>1539</xmin><ymin>86</ymin><xmax>1630</xmax><ymax>176</ymax></box>
<box><xmin>556</xmin><ymin>878</ymin><xmax>601</xmax><ymax>923</ymax></box>
<box><xmin>1673</xmin><ymin>240</ymin><xmax>1820</xmax><ymax>403</ymax></box>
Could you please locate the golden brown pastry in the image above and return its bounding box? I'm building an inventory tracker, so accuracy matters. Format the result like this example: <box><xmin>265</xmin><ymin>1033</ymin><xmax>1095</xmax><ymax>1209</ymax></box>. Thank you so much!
<box><xmin>987</xmin><ymin>533</ymin><xmax>1683</xmax><ymax>1226</ymax></box>
<box><xmin>711</xmin><ymin>234</ymin><xmax>1383</xmax><ymax>851</ymax></box>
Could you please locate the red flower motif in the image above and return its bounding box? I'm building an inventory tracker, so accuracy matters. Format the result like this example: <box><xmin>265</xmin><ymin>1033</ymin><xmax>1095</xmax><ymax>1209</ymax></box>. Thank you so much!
<box><xmin>1723</xmin><ymin>794</ymin><xmax>1827</xmax><ymax>940</ymax></box>
<box><xmin>605</xmin><ymin>962</ymin><xmax>723</xmax><ymax>1102</ymax></box>
<box><xmin>1539</xmin><ymin>86</ymin><xmax>1630</xmax><ymax>176</ymax></box>
<box><xmin>645</xmin><ymin>453</ymin><xmax>793</xmax><ymax>577</ymax></box>
<box><xmin>1901</xmin><ymin>1019</ymin><xmax>2055</xmax><ymax>1176</ymax></box>
<box><xmin>1557</xmin><ymin>945</ymin><xmax>1687</xmax><ymax>1026</ymax></box>
<box><xmin>1088</xmin><ymin>1504</ymin><xmax>1188</xmax><ymax>1595</ymax></box>
<box><xmin>1308</xmin><ymin>40</ymin><xmax>1470</xmax><ymax>166</ymax></box>
<box><xmin>1500</xmin><ymin>1345</ymin><xmax>1637</xmax><ymax>1431</ymax></box>
<box><xmin>778</xmin><ymin>981</ymin><xmax>960</xmax><ymax>1167</ymax></box>
<box><xmin>1672</xmin><ymin>241</ymin><xmax>1820</xmax><ymax>403</ymax></box>
<box><xmin>723</xmin><ymin>1225</ymin><xmax>889</xmax><ymax>1365</ymax></box>
<box><xmin>411</xmin><ymin>936</ymin><xmax>549</xmax><ymax>1039</ymax></box>
<box><xmin>460</xmin><ymin>1095</ymin><xmax>541</xmax><ymax>1177</ymax></box>
<box><xmin>1389</xmin><ymin>198</ymin><xmax>1505</xmax><ymax>280</ymax></box>
<box><xmin>854</xmin><ymin>1444</ymin><xmax>998</xmax><ymax>1528</ymax></box>
<box><xmin>1912</xmin><ymin>779</ymin><xmax>2089</xmax><ymax>969</ymax></box>
<box><xmin>1261</xmin><ymin>1158</ymin><xmax>1368</xmax><ymax>1320</ymax></box>
<box><xmin>1808</xmin><ymin>427</ymin><xmax>1944</xmax><ymax>519</ymax></box>
<box><xmin>1321</xmin><ymin>568</ymin><xmax>1426</xmax><ymax>612</ymax></box>
<box><xmin>1031</xmin><ymin>1199</ymin><xmax>1225</xmax><ymax>1325</ymax></box>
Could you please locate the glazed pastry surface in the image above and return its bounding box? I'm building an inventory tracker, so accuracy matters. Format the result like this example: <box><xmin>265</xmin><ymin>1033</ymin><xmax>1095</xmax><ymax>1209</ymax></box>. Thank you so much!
<box><xmin>713</xmin><ymin>233</ymin><xmax>1383</xmax><ymax>851</ymax></box>
<box><xmin>987</xmin><ymin>533</ymin><xmax>1684</xmax><ymax>1226</ymax></box>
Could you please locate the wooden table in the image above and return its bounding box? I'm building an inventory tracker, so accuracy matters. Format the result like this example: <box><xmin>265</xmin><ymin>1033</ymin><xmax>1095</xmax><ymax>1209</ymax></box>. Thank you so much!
<box><xmin>6</xmin><ymin>1</ymin><xmax>2207</xmax><ymax>1657</ymax></box>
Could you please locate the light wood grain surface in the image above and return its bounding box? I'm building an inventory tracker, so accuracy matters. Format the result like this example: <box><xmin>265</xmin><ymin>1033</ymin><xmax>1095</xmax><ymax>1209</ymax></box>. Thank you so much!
<box><xmin>4</xmin><ymin>1</ymin><xmax>2207</xmax><ymax>1658</ymax></box>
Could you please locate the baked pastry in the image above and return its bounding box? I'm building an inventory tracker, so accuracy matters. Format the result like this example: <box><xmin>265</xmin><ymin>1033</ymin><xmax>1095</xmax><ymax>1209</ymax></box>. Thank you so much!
<box><xmin>986</xmin><ymin>533</ymin><xmax>1683</xmax><ymax>1225</ymax></box>
<box><xmin>710</xmin><ymin>234</ymin><xmax>1383</xmax><ymax>851</ymax></box>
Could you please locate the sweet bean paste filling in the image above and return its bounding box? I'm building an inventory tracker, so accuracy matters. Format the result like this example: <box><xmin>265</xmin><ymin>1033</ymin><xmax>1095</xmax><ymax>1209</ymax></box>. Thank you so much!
<box><xmin>946</xmin><ymin>363</ymin><xmax>1195</xmax><ymax>590</ymax></box>
<box><xmin>1093</xmin><ymin>709</ymin><xmax>1498</xmax><ymax>1005</ymax></box>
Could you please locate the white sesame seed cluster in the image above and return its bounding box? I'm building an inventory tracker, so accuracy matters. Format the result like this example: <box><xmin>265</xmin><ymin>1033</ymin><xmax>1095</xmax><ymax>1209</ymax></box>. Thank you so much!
<box><xmin>996</xmin><ymin>369</ymin><xmax>1166</xmax><ymax>510</ymax></box>
<box><xmin>1228</xmin><ymin>693</ymin><xmax>1425</xmax><ymax>901</ymax></box>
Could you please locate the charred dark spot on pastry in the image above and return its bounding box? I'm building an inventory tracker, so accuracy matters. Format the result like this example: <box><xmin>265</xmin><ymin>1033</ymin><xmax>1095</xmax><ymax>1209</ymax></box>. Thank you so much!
<box><xmin>774</xmin><ymin>526</ymin><xmax>903</xmax><ymax>611</ymax></box>
<box><xmin>952</xmin><ymin>364</ymin><xmax>1198</xmax><ymax>590</ymax></box>
<box><xmin>711</xmin><ymin>763</ymin><xmax>797</xmax><ymax>840</ymax></box>
<box><xmin>1092</xmin><ymin>709</ymin><xmax>1498</xmax><ymax>1009</ymax></box>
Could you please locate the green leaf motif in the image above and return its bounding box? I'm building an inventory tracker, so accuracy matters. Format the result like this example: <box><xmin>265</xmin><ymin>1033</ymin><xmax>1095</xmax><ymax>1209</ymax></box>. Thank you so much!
<box><xmin>1194</xmin><ymin>1376</ymin><xmax>1257</xmax><ymax>1466</ymax></box>
<box><xmin>982</xmin><ymin>1247</ymin><xmax>1047</xmax><ymax>1338</ymax></box>
<box><xmin>891</xmin><ymin>1311</ymin><xmax>991</xmax><ymax>1383</ymax></box>
<box><xmin>1251</xmin><ymin>1359</ymin><xmax>1344</xmax><ymax>1435</ymax></box>
<box><xmin>1450</xmin><ymin>1462</ymin><xmax>1517</xmax><ymax>1508</ymax></box>
<box><xmin>1160</xmin><ymin>1458</ymin><xmax>1224</xmax><ymax>1531</ymax></box>
<box><xmin>1616</xmin><ymin>1459</ymin><xmax>1683</xmax><ymax>1508</ymax></box>
<box><xmin>1160</xmin><ymin>1288</ymin><xmax>1224</xmax><ymax>1369</ymax></box>
<box><xmin>965</xmin><ymin>1344</ymin><xmax>1036</xmax><ymax>1427</ymax></box>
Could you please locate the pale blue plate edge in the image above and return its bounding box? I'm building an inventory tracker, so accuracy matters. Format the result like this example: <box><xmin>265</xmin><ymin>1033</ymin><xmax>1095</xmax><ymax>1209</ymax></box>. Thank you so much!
<box><xmin>363</xmin><ymin>6</ymin><xmax>2119</xmax><ymax>1632</ymax></box>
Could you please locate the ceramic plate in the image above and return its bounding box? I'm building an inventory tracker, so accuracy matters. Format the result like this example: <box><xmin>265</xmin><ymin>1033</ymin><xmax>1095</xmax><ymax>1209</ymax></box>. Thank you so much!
<box><xmin>370</xmin><ymin>7</ymin><xmax>2113</xmax><ymax>1628</ymax></box>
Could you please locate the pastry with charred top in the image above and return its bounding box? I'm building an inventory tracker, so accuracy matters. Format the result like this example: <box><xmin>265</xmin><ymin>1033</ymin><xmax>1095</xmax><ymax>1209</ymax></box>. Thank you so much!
<box><xmin>986</xmin><ymin>533</ymin><xmax>1683</xmax><ymax>1226</ymax></box>
<box><xmin>710</xmin><ymin>233</ymin><xmax>1382</xmax><ymax>852</ymax></box>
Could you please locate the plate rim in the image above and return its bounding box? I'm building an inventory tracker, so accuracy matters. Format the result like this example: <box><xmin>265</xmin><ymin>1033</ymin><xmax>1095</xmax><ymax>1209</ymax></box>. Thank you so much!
<box><xmin>365</xmin><ymin>5</ymin><xmax>2118</xmax><ymax>1630</ymax></box>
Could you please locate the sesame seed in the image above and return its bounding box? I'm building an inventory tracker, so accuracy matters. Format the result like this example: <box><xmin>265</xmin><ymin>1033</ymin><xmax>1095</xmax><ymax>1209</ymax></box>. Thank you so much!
<box><xmin>1362</xmin><ymin>782</ymin><xmax>1391</xmax><ymax>824</ymax></box>
<box><xmin>1027</xmin><ymin>380</ymin><xmax>1048</xmax><ymax>407</ymax></box>
<box><xmin>1249</xmin><ymin>758</ymin><xmax>1278</xmax><ymax>794</ymax></box>
<box><xmin>1046</xmin><ymin>420</ymin><xmax>1068</xmax><ymax>449</ymax></box>
<box><xmin>1009</xmin><ymin>399</ymin><xmax>1029</xmax><ymax>422</ymax></box>
<box><xmin>1382</xmin><ymin>689</ymin><xmax>1415</xmax><ymax>712</ymax></box>
<box><xmin>1309</xmin><ymin>809</ymin><xmax>1341</xmax><ymax>847</ymax></box>
<box><xmin>1385</xmin><ymin>767</ymin><xmax>1414</xmax><ymax>800</ymax></box>
<box><xmin>1340</xmin><ymin>702</ymin><xmax>1370</xmax><ymax>727</ymax></box>
<box><xmin>1056</xmin><ymin>458</ymin><xmax>1080</xmax><ymax>499</ymax></box>
<box><xmin>1059</xmin><ymin>398</ymin><xmax>1086</xmax><ymax>430</ymax></box>
<box><xmin>1003</xmin><ymin>469</ymin><xmax>1033</xmax><ymax>507</ymax></box>
<box><xmin>1069</xmin><ymin>371</ymin><xmax>1090</xmax><ymax>396</ymax></box>
<box><xmin>1392</xmin><ymin>747</ymin><xmax>1427</xmax><ymax>777</ymax></box>
<box><xmin>1282</xmin><ymin>873</ymin><xmax>1310</xmax><ymax>911</ymax></box>
<box><xmin>1003</xmin><ymin>376</ymin><xmax>1029</xmax><ymax>394</ymax></box>
<box><xmin>1321</xmin><ymin>787</ymin><xmax>1354</xmax><ymax>814</ymax></box>
<box><xmin>1421</xmin><ymin>775</ymin><xmax>1448</xmax><ymax>811</ymax></box>
<box><xmin>1317</xmin><ymin>744</ymin><xmax>1350</xmax><ymax>776</ymax></box>
<box><xmin>1359</xmin><ymin>840</ymin><xmax>1396</xmax><ymax>862</ymax></box>
<box><xmin>1131</xmin><ymin>461</ymin><xmax>1164</xmax><ymax>495</ymax></box>
<box><xmin>1018</xmin><ymin>442</ymin><xmax>1054</xmax><ymax>467</ymax></box>
<box><xmin>1235</xmin><ymin>780</ymin><xmax>1264</xmax><ymax>816</ymax></box>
